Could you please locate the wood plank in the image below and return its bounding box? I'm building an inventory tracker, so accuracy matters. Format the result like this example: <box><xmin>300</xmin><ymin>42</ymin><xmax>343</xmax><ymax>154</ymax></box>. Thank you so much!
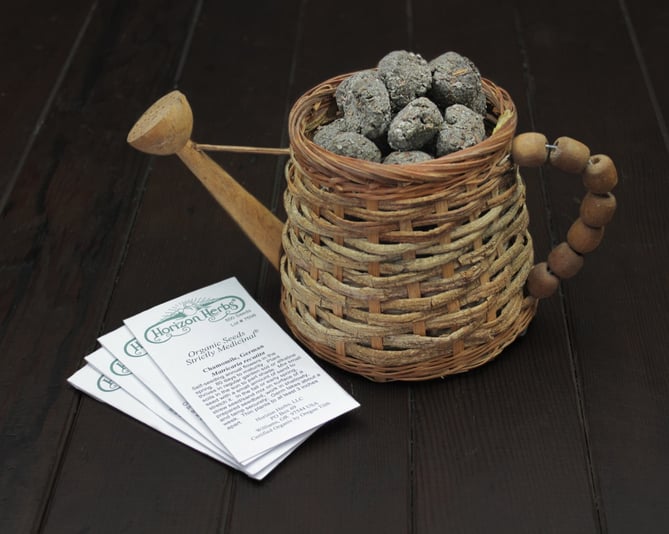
<box><xmin>520</xmin><ymin>0</ymin><xmax>669</xmax><ymax>531</ymax></box>
<box><xmin>231</xmin><ymin>380</ymin><xmax>411</xmax><ymax>534</ymax></box>
<box><xmin>409</xmin><ymin>1</ymin><xmax>601</xmax><ymax>531</ymax></box>
<box><xmin>47</xmin><ymin>1</ymin><xmax>410</xmax><ymax>530</ymax></box>
<box><xmin>621</xmin><ymin>1</ymin><xmax>669</xmax><ymax>152</ymax></box>
<box><xmin>43</xmin><ymin>400</ymin><xmax>233</xmax><ymax>533</ymax></box>
<box><xmin>0</xmin><ymin>0</ymin><xmax>93</xmax><ymax>200</ymax></box>
<box><xmin>226</xmin><ymin>2</ymin><xmax>414</xmax><ymax>533</ymax></box>
<box><xmin>0</xmin><ymin>1</ymin><xmax>200</xmax><ymax>532</ymax></box>
<box><xmin>41</xmin><ymin>1</ymin><xmax>304</xmax><ymax>532</ymax></box>
<box><xmin>4</xmin><ymin>1</ymin><xmax>664</xmax><ymax>532</ymax></box>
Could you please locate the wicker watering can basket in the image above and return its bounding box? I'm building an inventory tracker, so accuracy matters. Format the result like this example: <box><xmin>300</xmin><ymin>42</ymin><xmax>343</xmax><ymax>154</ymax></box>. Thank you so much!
<box><xmin>127</xmin><ymin>72</ymin><xmax>618</xmax><ymax>382</ymax></box>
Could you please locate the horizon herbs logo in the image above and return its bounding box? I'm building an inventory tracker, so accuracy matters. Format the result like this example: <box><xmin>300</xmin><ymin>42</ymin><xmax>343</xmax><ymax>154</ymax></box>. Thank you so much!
<box><xmin>124</xmin><ymin>337</ymin><xmax>147</xmax><ymax>358</ymax></box>
<box><xmin>109</xmin><ymin>359</ymin><xmax>132</xmax><ymax>377</ymax></box>
<box><xmin>143</xmin><ymin>295</ymin><xmax>245</xmax><ymax>345</ymax></box>
<box><xmin>97</xmin><ymin>374</ymin><xmax>120</xmax><ymax>393</ymax></box>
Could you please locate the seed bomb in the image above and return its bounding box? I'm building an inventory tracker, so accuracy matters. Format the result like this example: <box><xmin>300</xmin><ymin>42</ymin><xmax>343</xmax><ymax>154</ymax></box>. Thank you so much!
<box><xmin>383</xmin><ymin>150</ymin><xmax>434</xmax><ymax>165</ymax></box>
<box><xmin>435</xmin><ymin>104</ymin><xmax>486</xmax><ymax>156</ymax></box>
<box><xmin>335</xmin><ymin>70</ymin><xmax>391</xmax><ymax>140</ymax></box>
<box><xmin>377</xmin><ymin>50</ymin><xmax>432</xmax><ymax>111</ymax></box>
<box><xmin>326</xmin><ymin>132</ymin><xmax>382</xmax><ymax>162</ymax></box>
<box><xmin>387</xmin><ymin>97</ymin><xmax>443</xmax><ymax>151</ymax></box>
<box><xmin>429</xmin><ymin>51</ymin><xmax>486</xmax><ymax>115</ymax></box>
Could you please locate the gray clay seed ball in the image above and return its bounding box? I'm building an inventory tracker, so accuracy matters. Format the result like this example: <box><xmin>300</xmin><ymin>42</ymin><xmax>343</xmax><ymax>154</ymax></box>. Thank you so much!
<box><xmin>312</xmin><ymin>118</ymin><xmax>348</xmax><ymax>148</ymax></box>
<box><xmin>429</xmin><ymin>51</ymin><xmax>486</xmax><ymax>115</ymax></box>
<box><xmin>473</xmin><ymin>91</ymin><xmax>487</xmax><ymax>116</ymax></box>
<box><xmin>387</xmin><ymin>97</ymin><xmax>443</xmax><ymax>151</ymax></box>
<box><xmin>435</xmin><ymin>104</ymin><xmax>486</xmax><ymax>156</ymax></box>
<box><xmin>334</xmin><ymin>76</ymin><xmax>350</xmax><ymax>111</ymax></box>
<box><xmin>445</xmin><ymin>102</ymin><xmax>484</xmax><ymax>126</ymax></box>
<box><xmin>323</xmin><ymin>50</ymin><xmax>488</xmax><ymax>160</ymax></box>
<box><xmin>383</xmin><ymin>150</ymin><xmax>434</xmax><ymax>165</ymax></box>
<box><xmin>327</xmin><ymin>132</ymin><xmax>382</xmax><ymax>162</ymax></box>
<box><xmin>335</xmin><ymin>70</ymin><xmax>391</xmax><ymax>140</ymax></box>
<box><xmin>378</xmin><ymin>50</ymin><xmax>432</xmax><ymax>111</ymax></box>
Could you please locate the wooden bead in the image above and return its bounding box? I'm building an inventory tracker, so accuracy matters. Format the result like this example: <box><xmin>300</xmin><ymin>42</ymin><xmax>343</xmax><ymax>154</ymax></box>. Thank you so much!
<box><xmin>526</xmin><ymin>262</ymin><xmax>559</xmax><ymax>299</ymax></box>
<box><xmin>511</xmin><ymin>132</ymin><xmax>549</xmax><ymax>167</ymax></box>
<box><xmin>580</xmin><ymin>192</ymin><xmax>616</xmax><ymax>227</ymax></box>
<box><xmin>548</xmin><ymin>136</ymin><xmax>591</xmax><ymax>173</ymax></box>
<box><xmin>567</xmin><ymin>218</ymin><xmax>605</xmax><ymax>254</ymax></box>
<box><xmin>547</xmin><ymin>242</ymin><xmax>584</xmax><ymax>279</ymax></box>
<box><xmin>583</xmin><ymin>154</ymin><xmax>618</xmax><ymax>194</ymax></box>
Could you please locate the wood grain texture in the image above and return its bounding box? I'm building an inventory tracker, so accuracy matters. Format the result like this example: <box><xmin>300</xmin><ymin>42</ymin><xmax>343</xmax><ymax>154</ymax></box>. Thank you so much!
<box><xmin>409</xmin><ymin>1</ymin><xmax>599</xmax><ymax>532</ymax></box>
<box><xmin>0</xmin><ymin>0</ymin><xmax>94</xmax><ymax>200</ymax></box>
<box><xmin>225</xmin><ymin>1</ymin><xmax>413</xmax><ymax>532</ymax></box>
<box><xmin>520</xmin><ymin>0</ymin><xmax>669</xmax><ymax>532</ymax></box>
<box><xmin>0</xmin><ymin>1</ymin><xmax>199</xmax><ymax>531</ymax></box>
<box><xmin>44</xmin><ymin>400</ymin><xmax>232</xmax><ymax>533</ymax></box>
<box><xmin>43</xmin><ymin>0</ymin><xmax>304</xmax><ymax>532</ymax></box>
<box><xmin>623</xmin><ymin>1</ymin><xmax>669</xmax><ymax>153</ymax></box>
<box><xmin>1</xmin><ymin>0</ymin><xmax>668</xmax><ymax>532</ymax></box>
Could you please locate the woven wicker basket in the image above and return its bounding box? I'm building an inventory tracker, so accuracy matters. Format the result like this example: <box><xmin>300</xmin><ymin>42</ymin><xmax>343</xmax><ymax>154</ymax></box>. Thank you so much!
<box><xmin>128</xmin><ymin>71</ymin><xmax>616</xmax><ymax>381</ymax></box>
<box><xmin>280</xmin><ymin>73</ymin><xmax>538</xmax><ymax>382</ymax></box>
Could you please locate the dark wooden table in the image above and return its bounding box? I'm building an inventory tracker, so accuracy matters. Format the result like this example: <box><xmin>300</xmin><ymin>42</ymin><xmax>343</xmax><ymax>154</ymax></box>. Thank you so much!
<box><xmin>2</xmin><ymin>1</ymin><xmax>668</xmax><ymax>532</ymax></box>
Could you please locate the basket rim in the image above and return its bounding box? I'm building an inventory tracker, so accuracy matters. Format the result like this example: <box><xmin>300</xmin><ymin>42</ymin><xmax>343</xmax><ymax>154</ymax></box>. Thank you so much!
<box><xmin>288</xmin><ymin>71</ymin><xmax>518</xmax><ymax>187</ymax></box>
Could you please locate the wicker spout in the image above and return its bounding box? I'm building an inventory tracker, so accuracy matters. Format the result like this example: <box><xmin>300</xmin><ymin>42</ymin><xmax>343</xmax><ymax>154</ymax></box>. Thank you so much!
<box><xmin>280</xmin><ymin>74</ymin><xmax>537</xmax><ymax>381</ymax></box>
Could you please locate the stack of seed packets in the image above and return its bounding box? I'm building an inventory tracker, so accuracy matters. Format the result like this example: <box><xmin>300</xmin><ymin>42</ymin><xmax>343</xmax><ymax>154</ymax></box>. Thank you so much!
<box><xmin>68</xmin><ymin>277</ymin><xmax>359</xmax><ymax>480</ymax></box>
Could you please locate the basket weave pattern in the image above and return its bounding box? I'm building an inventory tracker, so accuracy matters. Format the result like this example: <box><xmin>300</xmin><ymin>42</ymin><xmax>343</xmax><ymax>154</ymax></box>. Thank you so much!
<box><xmin>281</xmin><ymin>73</ymin><xmax>538</xmax><ymax>381</ymax></box>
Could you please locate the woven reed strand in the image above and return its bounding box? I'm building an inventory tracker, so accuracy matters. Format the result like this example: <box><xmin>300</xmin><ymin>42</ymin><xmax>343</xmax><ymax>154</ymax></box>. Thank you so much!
<box><xmin>281</xmin><ymin>72</ymin><xmax>538</xmax><ymax>381</ymax></box>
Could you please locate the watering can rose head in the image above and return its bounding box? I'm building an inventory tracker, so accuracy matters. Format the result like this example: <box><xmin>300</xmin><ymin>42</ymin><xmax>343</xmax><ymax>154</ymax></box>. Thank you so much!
<box><xmin>127</xmin><ymin>91</ymin><xmax>193</xmax><ymax>155</ymax></box>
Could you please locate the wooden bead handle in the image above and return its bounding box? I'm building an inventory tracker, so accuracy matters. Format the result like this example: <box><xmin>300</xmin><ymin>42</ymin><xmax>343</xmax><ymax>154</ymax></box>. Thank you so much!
<box><xmin>511</xmin><ymin>133</ymin><xmax>618</xmax><ymax>300</ymax></box>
